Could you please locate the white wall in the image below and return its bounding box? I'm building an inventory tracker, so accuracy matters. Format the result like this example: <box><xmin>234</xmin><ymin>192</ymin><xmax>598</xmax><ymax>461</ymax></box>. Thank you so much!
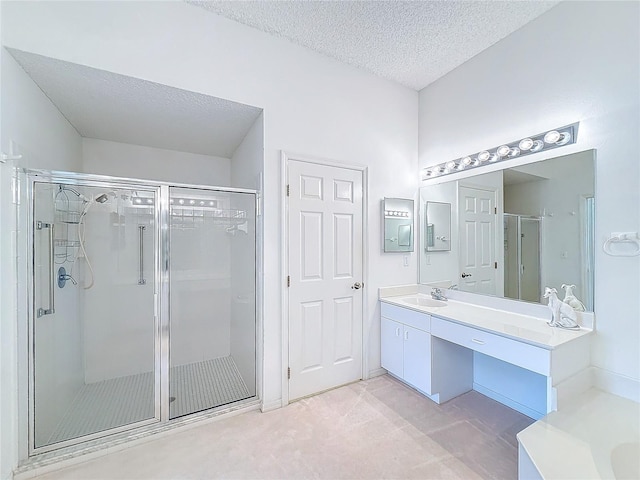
<box><xmin>82</xmin><ymin>138</ymin><xmax>231</xmax><ymax>187</ymax></box>
<box><xmin>231</xmin><ymin>113</ymin><xmax>263</xmax><ymax>191</ymax></box>
<box><xmin>1</xmin><ymin>49</ymin><xmax>83</xmax><ymax>171</ymax></box>
<box><xmin>1</xmin><ymin>0</ymin><xmax>419</xmax><ymax>423</ymax></box>
<box><xmin>1</xmin><ymin>47</ymin><xmax>84</xmax><ymax>476</ymax></box>
<box><xmin>419</xmin><ymin>2</ymin><xmax>640</xmax><ymax>395</ymax></box>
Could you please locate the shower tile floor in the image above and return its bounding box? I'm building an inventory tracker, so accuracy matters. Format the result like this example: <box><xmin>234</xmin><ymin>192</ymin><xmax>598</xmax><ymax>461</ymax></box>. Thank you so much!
<box><xmin>47</xmin><ymin>356</ymin><xmax>250</xmax><ymax>446</ymax></box>
<box><xmin>33</xmin><ymin>375</ymin><xmax>534</xmax><ymax>479</ymax></box>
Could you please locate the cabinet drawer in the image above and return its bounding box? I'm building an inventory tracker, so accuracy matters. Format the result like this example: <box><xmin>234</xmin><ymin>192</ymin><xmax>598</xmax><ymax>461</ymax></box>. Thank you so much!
<box><xmin>431</xmin><ymin>317</ymin><xmax>550</xmax><ymax>376</ymax></box>
<box><xmin>381</xmin><ymin>302</ymin><xmax>430</xmax><ymax>332</ymax></box>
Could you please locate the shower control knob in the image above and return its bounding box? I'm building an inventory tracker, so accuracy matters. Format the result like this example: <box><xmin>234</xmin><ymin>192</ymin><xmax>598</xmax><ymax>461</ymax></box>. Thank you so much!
<box><xmin>461</xmin><ymin>272</ymin><xmax>472</xmax><ymax>278</ymax></box>
<box><xmin>351</xmin><ymin>282</ymin><xmax>363</xmax><ymax>290</ymax></box>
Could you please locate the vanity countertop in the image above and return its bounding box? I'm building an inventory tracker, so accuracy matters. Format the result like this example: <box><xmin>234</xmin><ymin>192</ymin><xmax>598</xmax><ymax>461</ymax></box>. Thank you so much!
<box><xmin>380</xmin><ymin>293</ymin><xmax>592</xmax><ymax>350</ymax></box>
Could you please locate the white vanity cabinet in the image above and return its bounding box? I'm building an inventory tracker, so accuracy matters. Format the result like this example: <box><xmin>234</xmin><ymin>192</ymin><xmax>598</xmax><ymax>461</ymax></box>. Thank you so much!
<box><xmin>381</xmin><ymin>303</ymin><xmax>473</xmax><ymax>402</ymax></box>
<box><xmin>379</xmin><ymin>292</ymin><xmax>592</xmax><ymax>418</ymax></box>
<box><xmin>381</xmin><ymin>303</ymin><xmax>432</xmax><ymax>395</ymax></box>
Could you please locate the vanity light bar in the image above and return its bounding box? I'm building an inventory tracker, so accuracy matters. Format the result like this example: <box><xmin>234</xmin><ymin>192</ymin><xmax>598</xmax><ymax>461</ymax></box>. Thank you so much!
<box><xmin>384</xmin><ymin>210</ymin><xmax>410</xmax><ymax>218</ymax></box>
<box><xmin>421</xmin><ymin>122</ymin><xmax>579</xmax><ymax>181</ymax></box>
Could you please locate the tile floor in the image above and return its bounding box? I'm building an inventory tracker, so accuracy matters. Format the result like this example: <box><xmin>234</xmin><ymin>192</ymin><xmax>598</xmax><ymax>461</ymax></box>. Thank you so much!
<box><xmin>31</xmin><ymin>375</ymin><xmax>534</xmax><ymax>479</ymax></box>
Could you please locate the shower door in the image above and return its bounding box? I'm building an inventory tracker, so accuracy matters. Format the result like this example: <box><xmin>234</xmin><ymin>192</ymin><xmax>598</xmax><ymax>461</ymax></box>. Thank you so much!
<box><xmin>30</xmin><ymin>175</ymin><xmax>160</xmax><ymax>452</ymax></box>
<box><xmin>168</xmin><ymin>186</ymin><xmax>256</xmax><ymax>419</ymax></box>
<box><xmin>503</xmin><ymin>214</ymin><xmax>541</xmax><ymax>302</ymax></box>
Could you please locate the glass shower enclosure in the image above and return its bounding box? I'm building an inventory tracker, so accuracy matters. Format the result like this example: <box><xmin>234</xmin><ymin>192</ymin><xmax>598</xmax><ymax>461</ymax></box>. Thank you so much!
<box><xmin>503</xmin><ymin>214</ymin><xmax>541</xmax><ymax>303</ymax></box>
<box><xmin>26</xmin><ymin>171</ymin><xmax>257</xmax><ymax>454</ymax></box>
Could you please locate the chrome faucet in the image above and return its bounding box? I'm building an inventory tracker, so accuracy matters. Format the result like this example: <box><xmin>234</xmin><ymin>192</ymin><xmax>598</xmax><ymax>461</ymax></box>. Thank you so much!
<box><xmin>431</xmin><ymin>288</ymin><xmax>447</xmax><ymax>301</ymax></box>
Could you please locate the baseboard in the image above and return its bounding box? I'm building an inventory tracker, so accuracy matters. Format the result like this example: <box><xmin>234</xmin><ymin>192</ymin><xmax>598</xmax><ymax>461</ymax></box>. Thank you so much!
<box><xmin>593</xmin><ymin>367</ymin><xmax>640</xmax><ymax>403</ymax></box>
<box><xmin>260</xmin><ymin>398</ymin><xmax>283</xmax><ymax>412</ymax></box>
<box><xmin>473</xmin><ymin>383</ymin><xmax>544</xmax><ymax>420</ymax></box>
<box><xmin>368</xmin><ymin>368</ymin><xmax>387</xmax><ymax>379</ymax></box>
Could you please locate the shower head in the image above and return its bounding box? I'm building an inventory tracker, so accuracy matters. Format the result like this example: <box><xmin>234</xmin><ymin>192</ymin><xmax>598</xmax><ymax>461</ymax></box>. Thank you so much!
<box><xmin>95</xmin><ymin>193</ymin><xmax>109</xmax><ymax>204</ymax></box>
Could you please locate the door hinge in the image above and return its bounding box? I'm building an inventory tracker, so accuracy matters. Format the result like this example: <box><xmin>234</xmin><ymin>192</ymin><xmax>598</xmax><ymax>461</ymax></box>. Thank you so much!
<box><xmin>494</xmin><ymin>207</ymin><xmax>497</xmax><ymax>214</ymax></box>
<box><xmin>287</xmin><ymin>275</ymin><xmax>290</xmax><ymax>287</ymax></box>
<box><xmin>494</xmin><ymin>261</ymin><xmax>498</xmax><ymax>269</ymax></box>
<box><xmin>287</xmin><ymin>367</ymin><xmax>291</xmax><ymax>380</ymax></box>
<box><xmin>286</xmin><ymin>184</ymin><xmax>290</xmax><ymax>197</ymax></box>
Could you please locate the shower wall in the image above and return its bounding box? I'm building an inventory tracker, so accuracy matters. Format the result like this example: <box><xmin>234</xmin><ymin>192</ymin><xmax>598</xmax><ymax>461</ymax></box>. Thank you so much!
<box><xmin>81</xmin><ymin>192</ymin><xmax>156</xmax><ymax>383</ymax></box>
<box><xmin>230</xmin><ymin>113</ymin><xmax>262</xmax><ymax>393</ymax></box>
<box><xmin>229</xmin><ymin>193</ymin><xmax>256</xmax><ymax>394</ymax></box>
<box><xmin>80</xmin><ymin>139</ymin><xmax>235</xmax><ymax>379</ymax></box>
<box><xmin>170</xmin><ymin>204</ymin><xmax>232</xmax><ymax>366</ymax></box>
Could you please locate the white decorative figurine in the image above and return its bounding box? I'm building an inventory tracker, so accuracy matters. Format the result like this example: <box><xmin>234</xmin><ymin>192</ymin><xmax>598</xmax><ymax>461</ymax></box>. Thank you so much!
<box><xmin>543</xmin><ymin>287</ymin><xmax>580</xmax><ymax>329</ymax></box>
<box><xmin>561</xmin><ymin>284</ymin><xmax>586</xmax><ymax>311</ymax></box>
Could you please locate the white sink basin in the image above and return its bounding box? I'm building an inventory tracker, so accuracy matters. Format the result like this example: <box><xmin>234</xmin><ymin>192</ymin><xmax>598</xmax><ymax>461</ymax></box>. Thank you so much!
<box><xmin>400</xmin><ymin>296</ymin><xmax>447</xmax><ymax>308</ymax></box>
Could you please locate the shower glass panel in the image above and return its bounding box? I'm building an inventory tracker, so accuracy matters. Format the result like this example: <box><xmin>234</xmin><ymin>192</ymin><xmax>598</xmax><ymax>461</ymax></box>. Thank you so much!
<box><xmin>520</xmin><ymin>218</ymin><xmax>541</xmax><ymax>303</ymax></box>
<box><xmin>503</xmin><ymin>214</ymin><xmax>541</xmax><ymax>302</ymax></box>
<box><xmin>169</xmin><ymin>187</ymin><xmax>256</xmax><ymax>419</ymax></box>
<box><xmin>31</xmin><ymin>180</ymin><xmax>158</xmax><ymax>450</ymax></box>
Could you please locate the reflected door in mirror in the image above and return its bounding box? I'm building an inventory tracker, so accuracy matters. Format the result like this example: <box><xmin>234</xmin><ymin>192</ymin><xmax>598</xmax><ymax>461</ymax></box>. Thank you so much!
<box><xmin>459</xmin><ymin>186</ymin><xmax>497</xmax><ymax>295</ymax></box>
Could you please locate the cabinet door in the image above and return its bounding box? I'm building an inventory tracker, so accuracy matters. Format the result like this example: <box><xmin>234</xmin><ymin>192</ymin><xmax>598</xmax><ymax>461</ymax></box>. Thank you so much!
<box><xmin>381</xmin><ymin>317</ymin><xmax>403</xmax><ymax>378</ymax></box>
<box><xmin>403</xmin><ymin>325</ymin><xmax>431</xmax><ymax>394</ymax></box>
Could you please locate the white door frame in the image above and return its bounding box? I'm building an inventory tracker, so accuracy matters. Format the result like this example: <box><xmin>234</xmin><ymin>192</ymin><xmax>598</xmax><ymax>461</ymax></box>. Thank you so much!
<box><xmin>280</xmin><ymin>151</ymin><xmax>368</xmax><ymax>406</ymax></box>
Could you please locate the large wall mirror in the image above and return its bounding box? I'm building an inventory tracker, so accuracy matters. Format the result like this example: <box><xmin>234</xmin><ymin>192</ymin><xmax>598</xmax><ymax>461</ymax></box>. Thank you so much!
<box><xmin>419</xmin><ymin>149</ymin><xmax>595</xmax><ymax>311</ymax></box>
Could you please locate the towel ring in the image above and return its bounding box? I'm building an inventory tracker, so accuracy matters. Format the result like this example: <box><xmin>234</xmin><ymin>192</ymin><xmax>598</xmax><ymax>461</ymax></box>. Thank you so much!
<box><xmin>603</xmin><ymin>234</ymin><xmax>640</xmax><ymax>257</ymax></box>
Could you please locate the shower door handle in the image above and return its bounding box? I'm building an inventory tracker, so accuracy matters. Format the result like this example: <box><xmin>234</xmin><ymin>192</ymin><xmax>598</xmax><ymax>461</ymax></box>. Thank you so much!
<box><xmin>36</xmin><ymin>221</ymin><xmax>55</xmax><ymax>317</ymax></box>
<box><xmin>138</xmin><ymin>225</ymin><xmax>146</xmax><ymax>285</ymax></box>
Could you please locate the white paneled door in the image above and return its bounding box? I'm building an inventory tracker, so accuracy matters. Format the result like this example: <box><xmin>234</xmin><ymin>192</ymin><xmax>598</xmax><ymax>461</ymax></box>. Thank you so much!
<box><xmin>287</xmin><ymin>159</ymin><xmax>363</xmax><ymax>401</ymax></box>
<box><xmin>458</xmin><ymin>185</ymin><xmax>497</xmax><ymax>295</ymax></box>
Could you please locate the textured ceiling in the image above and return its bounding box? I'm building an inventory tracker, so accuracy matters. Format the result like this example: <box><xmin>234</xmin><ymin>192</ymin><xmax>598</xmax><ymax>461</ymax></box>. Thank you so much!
<box><xmin>189</xmin><ymin>0</ymin><xmax>559</xmax><ymax>90</ymax></box>
<box><xmin>8</xmin><ymin>49</ymin><xmax>262</xmax><ymax>158</ymax></box>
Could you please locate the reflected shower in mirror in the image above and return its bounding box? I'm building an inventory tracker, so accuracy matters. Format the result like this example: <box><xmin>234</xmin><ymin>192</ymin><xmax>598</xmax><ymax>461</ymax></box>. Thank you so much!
<box><xmin>419</xmin><ymin>150</ymin><xmax>595</xmax><ymax>310</ymax></box>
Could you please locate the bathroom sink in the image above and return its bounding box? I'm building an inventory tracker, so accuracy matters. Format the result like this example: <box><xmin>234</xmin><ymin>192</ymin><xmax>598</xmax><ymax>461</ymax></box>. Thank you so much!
<box><xmin>400</xmin><ymin>296</ymin><xmax>447</xmax><ymax>308</ymax></box>
<box><xmin>611</xmin><ymin>442</ymin><xmax>640</xmax><ymax>479</ymax></box>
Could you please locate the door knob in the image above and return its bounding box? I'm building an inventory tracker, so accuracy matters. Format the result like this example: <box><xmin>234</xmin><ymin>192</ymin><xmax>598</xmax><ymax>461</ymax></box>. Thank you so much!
<box><xmin>461</xmin><ymin>272</ymin><xmax>472</xmax><ymax>278</ymax></box>
<box><xmin>351</xmin><ymin>282</ymin><xmax>363</xmax><ymax>290</ymax></box>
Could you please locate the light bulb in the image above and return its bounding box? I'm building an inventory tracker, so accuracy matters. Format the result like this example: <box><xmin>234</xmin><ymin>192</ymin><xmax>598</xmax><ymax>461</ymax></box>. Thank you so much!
<box><xmin>189</xmin><ymin>200</ymin><xmax>195</xmax><ymax>205</ymax></box>
<box><xmin>508</xmin><ymin>147</ymin><xmax>520</xmax><ymax>158</ymax></box>
<box><xmin>446</xmin><ymin>161</ymin><xmax>456</xmax><ymax>170</ymax></box>
<box><xmin>178</xmin><ymin>199</ymin><xmax>184</xmax><ymax>205</ymax></box>
<box><xmin>134</xmin><ymin>198</ymin><xmax>141</xmax><ymax>204</ymax></box>
<box><xmin>543</xmin><ymin>130</ymin><xmax>561</xmax><ymax>144</ymax></box>
<box><xmin>519</xmin><ymin>138</ymin><xmax>534</xmax><ymax>151</ymax></box>
<box><xmin>544</xmin><ymin>130</ymin><xmax>571</xmax><ymax>146</ymax></box>
<box><xmin>169</xmin><ymin>199</ymin><xmax>174</xmax><ymax>204</ymax></box>
<box><xmin>209</xmin><ymin>201</ymin><xmax>215</xmax><ymax>207</ymax></box>
<box><xmin>462</xmin><ymin>156</ymin><xmax>472</xmax><ymax>166</ymax></box>
<box><xmin>496</xmin><ymin>145</ymin><xmax>511</xmax><ymax>157</ymax></box>
<box><xmin>146</xmin><ymin>198</ymin><xmax>153</xmax><ymax>204</ymax></box>
<box><xmin>478</xmin><ymin>151</ymin><xmax>491</xmax><ymax>162</ymax></box>
<box><xmin>457</xmin><ymin>162</ymin><xmax>466</xmax><ymax>171</ymax></box>
<box><xmin>531</xmin><ymin>140</ymin><xmax>544</xmax><ymax>152</ymax></box>
<box><xmin>200</xmin><ymin>201</ymin><xmax>205</xmax><ymax>206</ymax></box>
